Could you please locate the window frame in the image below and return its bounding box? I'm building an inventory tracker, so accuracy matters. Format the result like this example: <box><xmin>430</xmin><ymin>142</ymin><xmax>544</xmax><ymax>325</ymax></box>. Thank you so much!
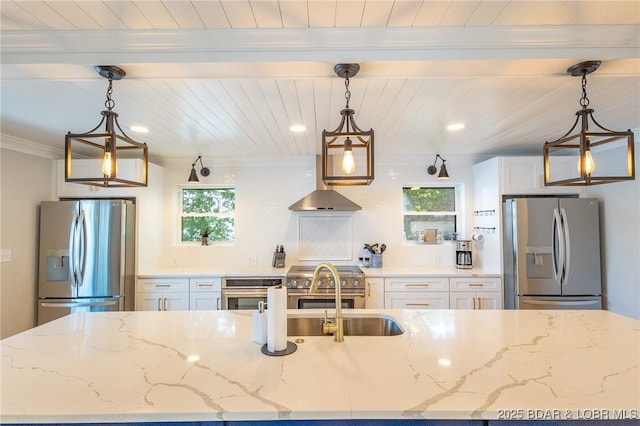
<box><xmin>402</xmin><ymin>184</ymin><xmax>461</xmax><ymax>243</ymax></box>
<box><xmin>176</xmin><ymin>184</ymin><xmax>236</xmax><ymax>246</ymax></box>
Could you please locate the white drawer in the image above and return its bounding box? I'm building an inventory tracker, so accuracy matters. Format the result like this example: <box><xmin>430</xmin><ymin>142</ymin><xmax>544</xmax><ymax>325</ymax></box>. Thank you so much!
<box><xmin>385</xmin><ymin>291</ymin><xmax>449</xmax><ymax>309</ymax></box>
<box><xmin>137</xmin><ymin>278</ymin><xmax>189</xmax><ymax>292</ymax></box>
<box><xmin>189</xmin><ymin>277</ymin><xmax>222</xmax><ymax>292</ymax></box>
<box><xmin>449</xmin><ymin>277</ymin><xmax>501</xmax><ymax>292</ymax></box>
<box><xmin>384</xmin><ymin>277</ymin><xmax>449</xmax><ymax>292</ymax></box>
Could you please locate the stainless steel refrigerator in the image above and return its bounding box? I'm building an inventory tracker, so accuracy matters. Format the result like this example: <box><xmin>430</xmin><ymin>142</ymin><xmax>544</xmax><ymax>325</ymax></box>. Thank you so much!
<box><xmin>503</xmin><ymin>197</ymin><xmax>602</xmax><ymax>310</ymax></box>
<box><xmin>37</xmin><ymin>200</ymin><xmax>135</xmax><ymax>325</ymax></box>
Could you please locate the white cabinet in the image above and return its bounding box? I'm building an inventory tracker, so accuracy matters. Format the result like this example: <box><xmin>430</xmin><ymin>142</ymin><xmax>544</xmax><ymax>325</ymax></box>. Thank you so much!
<box><xmin>449</xmin><ymin>292</ymin><xmax>501</xmax><ymax>310</ymax></box>
<box><xmin>364</xmin><ymin>277</ymin><xmax>384</xmax><ymax>308</ymax></box>
<box><xmin>449</xmin><ymin>277</ymin><xmax>502</xmax><ymax>310</ymax></box>
<box><xmin>500</xmin><ymin>156</ymin><xmax>578</xmax><ymax>195</ymax></box>
<box><xmin>384</xmin><ymin>277</ymin><xmax>450</xmax><ymax>309</ymax></box>
<box><xmin>189</xmin><ymin>277</ymin><xmax>222</xmax><ymax>310</ymax></box>
<box><xmin>136</xmin><ymin>278</ymin><xmax>189</xmax><ymax>311</ymax></box>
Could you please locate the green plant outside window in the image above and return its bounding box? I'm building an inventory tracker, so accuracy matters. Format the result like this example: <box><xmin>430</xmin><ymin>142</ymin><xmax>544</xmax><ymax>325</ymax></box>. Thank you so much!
<box><xmin>181</xmin><ymin>188</ymin><xmax>235</xmax><ymax>243</ymax></box>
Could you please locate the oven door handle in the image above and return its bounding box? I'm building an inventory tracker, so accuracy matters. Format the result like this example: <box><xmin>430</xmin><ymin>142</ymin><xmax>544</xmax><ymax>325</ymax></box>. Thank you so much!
<box><xmin>288</xmin><ymin>293</ymin><xmax>364</xmax><ymax>298</ymax></box>
<box><xmin>222</xmin><ymin>290</ymin><xmax>268</xmax><ymax>298</ymax></box>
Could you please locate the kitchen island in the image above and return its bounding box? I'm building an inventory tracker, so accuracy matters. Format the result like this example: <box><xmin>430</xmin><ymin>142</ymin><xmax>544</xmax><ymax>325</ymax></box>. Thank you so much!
<box><xmin>1</xmin><ymin>309</ymin><xmax>638</xmax><ymax>424</ymax></box>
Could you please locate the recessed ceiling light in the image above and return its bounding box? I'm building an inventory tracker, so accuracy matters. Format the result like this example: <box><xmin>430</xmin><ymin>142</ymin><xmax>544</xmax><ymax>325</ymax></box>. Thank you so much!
<box><xmin>290</xmin><ymin>124</ymin><xmax>306</xmax><ymax>132</ymax></box>
<box><xmin>447</xmin><ymin>123</ymin><xmax>465</xmax><ymax>131</ymax></box>
<box><xmin>130</xmin><ymin>125</ymin><xmax>149</xmax><ymax>133</ymax></box>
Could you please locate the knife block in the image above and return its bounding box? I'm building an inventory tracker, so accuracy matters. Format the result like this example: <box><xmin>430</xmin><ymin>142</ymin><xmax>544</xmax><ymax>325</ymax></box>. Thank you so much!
<box><xmin>272</xmin><ymin>251</ymin><xmax>286</xmax><ymax>268</ymax></box>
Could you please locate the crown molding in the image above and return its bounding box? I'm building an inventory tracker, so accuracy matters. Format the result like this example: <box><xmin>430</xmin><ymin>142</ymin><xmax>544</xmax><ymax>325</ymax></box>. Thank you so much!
<box><xmin>2</xmin><ymin>25</ymin><xmax>638</xmax><ymax>68</ymax></box>
<box><xmin>0</xmin><ymin>134</ymin><xmax>62</xmax><ymax>160</ymax></box>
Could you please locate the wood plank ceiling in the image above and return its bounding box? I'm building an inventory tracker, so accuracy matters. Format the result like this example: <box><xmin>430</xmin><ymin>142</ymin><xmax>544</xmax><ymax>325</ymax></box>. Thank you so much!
<box><xmin>1</xmin><ymin>1</ymin><xmax>639</xmax><ymax>166</ymax></box>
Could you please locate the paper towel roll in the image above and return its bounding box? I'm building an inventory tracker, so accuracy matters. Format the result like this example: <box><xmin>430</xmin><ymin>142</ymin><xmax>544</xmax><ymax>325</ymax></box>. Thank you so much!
<box><xmin>267</xmin><ymin>286</ymin><xmax>287</xmax><ymax>352</ymax></box>
<box><xmin>252</xmin><ymin>311</ymin><xmax>267</xmax><ymax>344</ymax></box>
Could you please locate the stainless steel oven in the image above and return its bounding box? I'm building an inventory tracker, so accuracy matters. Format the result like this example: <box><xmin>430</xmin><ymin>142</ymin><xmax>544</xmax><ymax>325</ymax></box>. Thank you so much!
<box><xmin>286</xmin><ymin>265</ymin><xmax>365</xmax><ymax>309</ymax></box>
<box><xmin>221</xmin><ymin>277</ymin><xmax>283</xmax><ymax>310</ymax></box>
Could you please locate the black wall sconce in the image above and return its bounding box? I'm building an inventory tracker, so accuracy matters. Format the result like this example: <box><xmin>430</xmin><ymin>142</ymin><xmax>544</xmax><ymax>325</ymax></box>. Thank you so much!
<box><xmin>188</xmin><ymin>156</ymin><xmax>210</xmax><ymax>182</ymax></box>
<box><xmin>427</xmin><ymin>154</ymin><xmax>449</xmax><ymax>179</ymax></box>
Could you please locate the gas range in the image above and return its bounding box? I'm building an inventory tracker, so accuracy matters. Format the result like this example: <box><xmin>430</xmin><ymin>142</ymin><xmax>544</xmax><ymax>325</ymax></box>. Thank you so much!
<box><xmin>286</xmin><ymin>265</ymin><xmax>365</xmax><ymax>293</ymax></box>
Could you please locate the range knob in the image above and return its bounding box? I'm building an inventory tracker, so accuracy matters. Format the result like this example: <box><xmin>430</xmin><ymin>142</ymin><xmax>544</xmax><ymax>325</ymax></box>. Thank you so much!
<box><xmin>341</xmin><ymin>280</ymin><xmax>347</xmax><ymax>287</ymax></box>
<box><xmin>328</xmin><ymin>279</ymin><xmax>335</xmax><ymax>288</ymax></box>
<box><xmin>303</xmin><ymin>279</ymin><xmax>311</xmax><ymax>287</ymax></box>
<box><xmin>289</xmin><ymin>279</ymin><xmax>297</xmax><ymax>288</ymax></box>
<box><xmin>352</xmin><ymin>279</ymin><xmax>360</xmax><ymax>287</ymax></box>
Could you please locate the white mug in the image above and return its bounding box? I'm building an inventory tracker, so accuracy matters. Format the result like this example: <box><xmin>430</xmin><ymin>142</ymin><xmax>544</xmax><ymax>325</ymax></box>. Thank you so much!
<box><xmin>472</xmin><ymin>233</ymin><xmax>484</xmax><ymax>242</ymax></box>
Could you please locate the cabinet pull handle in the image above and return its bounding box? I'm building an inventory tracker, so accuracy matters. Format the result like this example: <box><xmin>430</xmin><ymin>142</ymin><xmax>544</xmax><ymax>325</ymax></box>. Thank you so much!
<box><xmin>157</xmin><ymin>298</ymin><xmax>162</xmax><ymax>311</ymax></box>
<box><xmin>367</xmin><ymin>282</ymin><xmax>371</xmax><ymax>297</ymax></box>
<box><xmin>468</xmin><ymin>283</ymin><xmax>484</xmax><ymax>287</ymax></box>
<box><xmin>405</xmin><ymin>283</ymin><xmax>431</xmax><ymax>287</ymax></box>
<box><xmin>155</xmin><ymin>284</ymin><xmax>171</xmax><ymax>288</ymax></box>
<box><xmin>406</xmin><ymin>303</ymin><xmax>430</xmax><ymax>307</ymax></box>
<box><xmin>197</xmin><ymin>284</ymin><xmax>214</xmax><ymax>287</ymax></box>
<box><xmin>216</xmin><ymin>297</ymin><xmax>220</xmax><ymax>310</ymax></box>
<box><xmin>163</xmin><ymin>298</ymin><xmax>168</xmax><ymax>311</ymax></box>
<box><xmin>473</xmin><ymin>297</ymin><xmax>477</xmax><ymax>310</ymax></box>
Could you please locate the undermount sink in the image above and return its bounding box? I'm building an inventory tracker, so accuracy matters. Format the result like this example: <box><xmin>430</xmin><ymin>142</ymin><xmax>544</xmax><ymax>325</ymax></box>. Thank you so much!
<box><xmin>287</xmin><ymin>314</ymin><xmax>404</xmax><ymax>337</ymax></box>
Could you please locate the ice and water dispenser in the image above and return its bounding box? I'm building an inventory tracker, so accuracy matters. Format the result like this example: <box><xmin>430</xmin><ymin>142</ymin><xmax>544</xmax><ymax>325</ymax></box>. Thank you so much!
<box><xmin>455</xmin><ymin>240</ymin><xmax>473</xmax><ymax>269</ymax></box>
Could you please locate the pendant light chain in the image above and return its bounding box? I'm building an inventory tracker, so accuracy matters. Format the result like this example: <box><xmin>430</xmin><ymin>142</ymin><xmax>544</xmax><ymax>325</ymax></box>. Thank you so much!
<box><xmin>344</xmin><ymin>73</ymin><xmax>351</xmax><ymax>109</ymax></box>
<box><xmin>579</xmin><ymin>72</ymin><xmax>590</xmax><ymax>109</ymax></box>
<box><xmin>104</xmin><ymin>73</ymin><xmax>116</xmax><ymax>111</ymax></box>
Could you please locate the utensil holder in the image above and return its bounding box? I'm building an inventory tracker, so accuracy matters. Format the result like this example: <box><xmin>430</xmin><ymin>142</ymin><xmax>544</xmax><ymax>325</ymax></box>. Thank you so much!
<box><xmin>371</xmin><ymin>253</ymin><xmax>383</xmax><ymax>268</ymax></box>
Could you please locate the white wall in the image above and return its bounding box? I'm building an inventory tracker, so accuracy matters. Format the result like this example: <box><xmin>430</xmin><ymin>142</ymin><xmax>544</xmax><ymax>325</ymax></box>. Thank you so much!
<box><xmin>585</xmin><ymin>141</ymin><xmax>640</xmax><ymax>319</ymax></box>
<box><xmin>156</xmin><ymin>155</ymin><xmax>476</xmax><ymax>271</ymax></box>
<box><xmin>1</xmin><ymin>149</ymin><xmax>55</xmax><ymax>338</ymax></box>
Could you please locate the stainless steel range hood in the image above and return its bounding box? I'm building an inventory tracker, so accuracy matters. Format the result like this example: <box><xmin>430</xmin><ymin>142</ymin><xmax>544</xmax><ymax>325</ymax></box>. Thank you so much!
<box><xmin>288</xmin><ymin>157</ymin><xmax>361</xmax><ymax>211</ymax></box>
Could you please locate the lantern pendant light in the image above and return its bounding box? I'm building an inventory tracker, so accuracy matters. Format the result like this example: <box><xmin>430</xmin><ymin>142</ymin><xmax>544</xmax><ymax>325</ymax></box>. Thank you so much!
<box><xmin>543</xmin><ymin>61</ymin><xmax>635</xmax><ymax>186</ymax></box>
<box><xmin>65</xmin><ymin>65</ymin><xmax>148</xmax><ymax>188</ymax></box>
<box><xmin>322</xmin><ymin>63</ymin><xmax>374</xmax><ymax>186</ymax></box>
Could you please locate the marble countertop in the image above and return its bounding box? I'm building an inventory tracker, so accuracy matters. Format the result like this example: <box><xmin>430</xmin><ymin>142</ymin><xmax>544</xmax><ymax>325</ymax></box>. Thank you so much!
<box><xmin>137</xmin><ymin>266</ymin><xmax>500</xmax><ymax>278</ymax></box>
<box><xmin>360</xmin><ymin>266</ymin><xmax>500</xmax><ymax>277</ymax></box>
<box><xmin>2</xmin><ymin>309</ymin><xmax>638</xmax><ymax>424</ymax></box>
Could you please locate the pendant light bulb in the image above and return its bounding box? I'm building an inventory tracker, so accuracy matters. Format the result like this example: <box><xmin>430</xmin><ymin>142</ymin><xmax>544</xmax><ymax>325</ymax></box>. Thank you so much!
<box><xmin>102</xmin><ymin>151</ymin><xmax>114</xmax><ymax>177</ymax></box>
<box><xmin>342</xmin><ymin>138</ymin><xmax>356</xmax><ymax>174</ymax></box>
<box><xmin>577</xmin><ymin>149</ymin><xmax>596</xmax><ymax>175</ymax></box>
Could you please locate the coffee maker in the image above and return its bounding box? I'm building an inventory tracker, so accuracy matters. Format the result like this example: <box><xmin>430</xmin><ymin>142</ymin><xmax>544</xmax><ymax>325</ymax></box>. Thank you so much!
<box><xmin>456</xmin><ymin>240</ymin><xmax>472</xmax><ymax>269</ymax></box>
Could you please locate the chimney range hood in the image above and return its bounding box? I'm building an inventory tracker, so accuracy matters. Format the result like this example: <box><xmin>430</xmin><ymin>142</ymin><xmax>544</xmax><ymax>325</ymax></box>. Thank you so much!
<box><xmin>288</xmin><ymin>157</ymin><xmax>362</xmax><ymax>211</ymax></box>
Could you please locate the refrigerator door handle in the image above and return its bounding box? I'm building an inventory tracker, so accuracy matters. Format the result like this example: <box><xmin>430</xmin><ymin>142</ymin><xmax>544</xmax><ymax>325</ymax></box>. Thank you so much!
<box><xmin>69</xmin><ymin>213</ymin><xmax>79</xmax><ymax>287</ymax></box>
<box><xmin>552</xmin><ymin>208</ymin><xmax>564</xmax><ymax>286</ymax></box>
<box><xmin>560</xmin><ymin>207</ymin><xmax>571</xmax><ymax>287</ymax></box>
<box><xmin>40</xmin><ymin>300</ymin><xmax>119</xmax><ymax>308</ymax></box>
<box><xmin>77</xmin><ymin>210</ymin><xmax>87</xmax><ymax>287</ymax></box>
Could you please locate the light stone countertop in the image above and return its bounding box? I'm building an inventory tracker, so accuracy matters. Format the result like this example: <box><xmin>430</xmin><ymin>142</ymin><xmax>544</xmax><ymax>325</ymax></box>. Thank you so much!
<box><xmin>360</xmin><ymin>266</ymin><xmax>500</xmax><ymax>277</ymax></box>
<box><xmin>137</xmin><ymin>266</ymin><xmax>500</xmax><ymax>278</ymax></box>
<box><xmin>1</xmin><ymin>309</ymin><xmax>638</xmax><ymax>424</ymax></box>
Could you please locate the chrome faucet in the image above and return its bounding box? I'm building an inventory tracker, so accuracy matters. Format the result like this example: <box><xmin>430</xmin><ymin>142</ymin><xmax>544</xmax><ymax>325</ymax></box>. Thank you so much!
<box><xmin>309</xmin><ymin>262</ymin><xmax>344</xmax><ymax>342</ymax></box>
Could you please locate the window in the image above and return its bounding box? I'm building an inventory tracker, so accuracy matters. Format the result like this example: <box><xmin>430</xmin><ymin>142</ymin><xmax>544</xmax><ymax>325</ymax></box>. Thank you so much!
<box><xmin>403</xmin><ymin>187</ymin><xmax>457</xmax><ymax>241</ymax></box>
<box><xmin>180</xmin><ymin>187</ymin><xmax>235</xmax><ymax>243</ymax></box>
